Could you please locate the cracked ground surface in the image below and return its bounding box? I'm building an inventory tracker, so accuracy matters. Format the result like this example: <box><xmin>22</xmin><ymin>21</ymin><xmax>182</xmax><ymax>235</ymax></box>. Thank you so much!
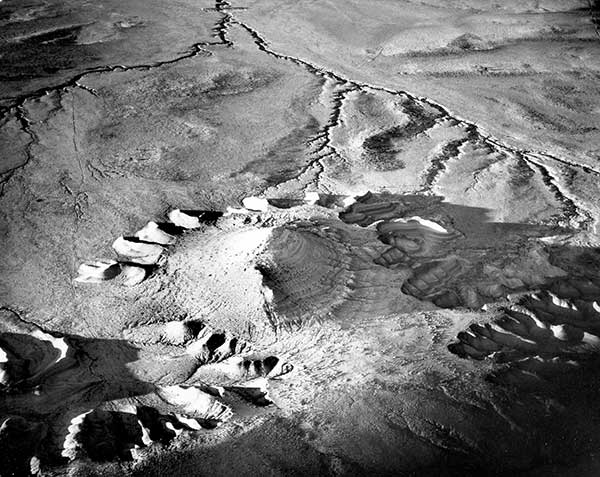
<box><xmin>1</xmin><ymin>0</ymin><xmax>600</xmax><ymax>476</ymax></box>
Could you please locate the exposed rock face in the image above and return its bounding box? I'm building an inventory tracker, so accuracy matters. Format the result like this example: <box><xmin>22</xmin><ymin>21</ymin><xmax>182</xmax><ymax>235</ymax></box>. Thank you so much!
<box><xmin>0</xmin><ymin>310</ymin><xmax>78</xmax><ymax>392</ymax></box>
<box><xmin>449</xmin><ymin>263</ymin><xmax>600</xmax><ymax>389</ymax></box>
<box><xmin>0</xmin><ymin>301</ymin><xmax>293</xmax><ymax>474</ymax></box>
<box><xmin>61</xmin><ymin>385</ymin><xmax>233</xmax><ymax>462</ymax></box>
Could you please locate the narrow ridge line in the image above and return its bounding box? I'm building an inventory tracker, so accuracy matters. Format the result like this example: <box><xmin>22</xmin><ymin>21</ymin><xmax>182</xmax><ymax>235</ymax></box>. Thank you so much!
<box><xmin>0</xmin><ymin>105</ymin><xmax>37</xmax><ymax>196</ymax></box>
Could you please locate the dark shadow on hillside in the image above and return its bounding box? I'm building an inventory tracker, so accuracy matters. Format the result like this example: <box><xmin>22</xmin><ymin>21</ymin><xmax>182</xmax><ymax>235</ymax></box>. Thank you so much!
<box><xmin>0</xmin><ymin>308</ymin><xmax>155</xmax><ymax>474</ymax></box>
<box><xmin>338</xmin><ymin>191</ymin><xmax>587</xmax><ymax>309</ymax></box>
<box><xmin>329</xmin><ymin>192</ymin><xmax>600</xmax><ymax>474</ymax></box>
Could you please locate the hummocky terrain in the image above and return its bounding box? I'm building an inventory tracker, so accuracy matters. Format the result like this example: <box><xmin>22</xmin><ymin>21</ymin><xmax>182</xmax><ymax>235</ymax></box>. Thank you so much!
<box><xmin>1</xmin><ymin>0</ymin><xmax>600</xmax><ymax>476</ymax></box>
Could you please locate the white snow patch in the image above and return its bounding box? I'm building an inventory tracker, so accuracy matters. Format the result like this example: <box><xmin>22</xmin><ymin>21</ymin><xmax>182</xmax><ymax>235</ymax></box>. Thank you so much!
<box><xmin>304</xmin><ymin>191</ymin><xmax>320</xmax><ymax>205</ymax></box>
<box><xmin>393</xmin><ymin>216</ymin><xmax>449</xmax><ymax>233</ymax></box>
<box><xmin>242</xmin><ymin>196</ymin><xmax>269</xmax><ymax>212</ymax></box>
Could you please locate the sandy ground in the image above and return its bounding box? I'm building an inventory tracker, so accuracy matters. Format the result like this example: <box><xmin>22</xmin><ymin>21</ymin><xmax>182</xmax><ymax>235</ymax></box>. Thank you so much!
<box><xmin>1</xmin><ymin>0</ymin><xmax>599</xmax><ymax>476</ymax></box>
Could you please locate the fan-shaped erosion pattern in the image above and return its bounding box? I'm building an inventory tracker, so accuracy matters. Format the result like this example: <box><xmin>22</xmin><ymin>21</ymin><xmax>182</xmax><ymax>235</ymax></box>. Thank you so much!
<box><xmin>340</xmin><ymin>192</ymin><xmax>569</xmax><ymax>309</ymax></box>
<box><xmin>0</xmin><ymin>301</ymin><xmax>293</xmax><ymax>475</ymax></box>
<box><xmin>66</xmin><ymin>191</ymin><xmax>600</xmax><ymax>474</ymax></box>
<box><xmin>449</xmin><ymin>247</ymin><xmax>600</xmax><ymax>384</ymax></box>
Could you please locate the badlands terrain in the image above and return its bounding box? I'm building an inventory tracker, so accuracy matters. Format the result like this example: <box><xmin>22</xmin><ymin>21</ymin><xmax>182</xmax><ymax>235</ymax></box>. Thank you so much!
<box><xmin>1</xmin><ymin>0</ymin><xmax>600</xmax><ymax>475</ymax></box>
